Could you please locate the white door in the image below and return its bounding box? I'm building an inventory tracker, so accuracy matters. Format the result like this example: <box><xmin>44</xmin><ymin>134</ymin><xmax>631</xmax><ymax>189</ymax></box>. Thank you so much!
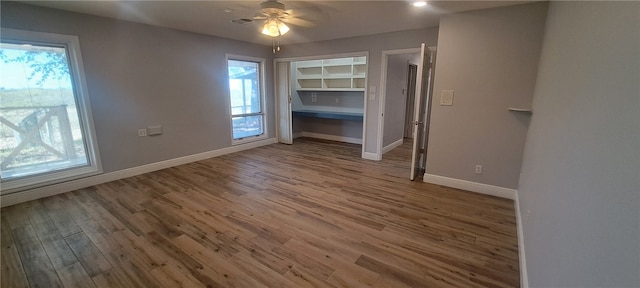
<box><xmin>276</xmin><ymin>61</ymin><xmax>293</xmax><ymax>144</ymax></box>
<box><xmin>410</xmin><ymin>44</ymin><xmax>436</xmax><ymax>180</ymax></box>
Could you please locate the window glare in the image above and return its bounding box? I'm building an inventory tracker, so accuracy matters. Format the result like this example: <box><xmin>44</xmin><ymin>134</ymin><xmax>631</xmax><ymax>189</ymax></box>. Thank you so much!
<box><xmin>0</xmin><ymin>41</ymin><xmax>89</xmax><ymax>180</ymax></box>
<box><xmin>227</xmin><ymin>58</ymin><xmax>264</xmax><ymax>140</ymax></box>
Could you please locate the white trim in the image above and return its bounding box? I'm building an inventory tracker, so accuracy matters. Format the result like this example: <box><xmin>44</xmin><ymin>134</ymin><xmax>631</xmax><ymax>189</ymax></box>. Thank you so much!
<box><xmin>292</xmin><ymin>132</ymin><xmax>303</xmax><ymax>139</ymax></box>
<box><xmin>1</xmin><ymin>138</ymin><xmax>277</xmax><ymax>207</ymax></box>
<box><xmin>362</xmin><ymin>151</ymin><xmax>379</xmax><ymax>161</ymax></box>
<box><xmin>423</xmin><ymin>174</ymin><xmax>517</xmax><ymax>200</ymax></box>
<box><xmin>301</xmin><ymin>132</ymin><xmax>361</xmax><ymax>145</ymax></box>
<box><xmin>225</xmin><ymin>54</ymin><xmax>269</xmax><ymax>146</ymax></box>
<box><xmin>382</xmin><ymin>48</ymin><xmax>423</xmax><ymax>55</ymax></box>
<box><xmin>515</xmin><ymin>191</ymin><xmax>529</xmax><ymax>288</ymax></box>
<box><xmin>275</xmin><ymin>51</ymin><xmax>369</xmax><ymax>63</ymax></box>
<box><xmin>356</xmin><ymin>53</ymin><xmax>370</xmax><ymax>162</ymax></box>
<box><xmin>377</xmin><ymin>53</ymin><xmax>388</xmax><ymax>161</ymax></box>
<box><xmin>382</xmin><ymin>138</ymin><xmax>404</xmax><ymax>154</ymax></box>
<box><xmin>274</xmin><ymin>60</ymin><xmax>293</xmax><ymax>144</ymax></box>
<box><xmin>0</xmin><ymin>28</ymin><xmax>102</xmax><ymax>193</ymax></box>
<box><xmin>273</xmin><ymin>58</ymin><xmax>283</xmax><ymax>143</ymax></box>
<box><xmin>231</xmin><ymin>133</ymin><xmax>268</xmax><ymax>145</ymax></box>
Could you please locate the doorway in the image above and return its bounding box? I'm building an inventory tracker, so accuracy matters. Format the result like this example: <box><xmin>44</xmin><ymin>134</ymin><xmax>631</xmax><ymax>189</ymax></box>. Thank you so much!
<box><xmin>380</xmin><ymin>49</ymin><xmax>420</xmax><ymax>156</ymax></box>
<box><xmin>379</xmin><ymin>45</ymin><xmax>436</xmax><ymax>180</ymax></box>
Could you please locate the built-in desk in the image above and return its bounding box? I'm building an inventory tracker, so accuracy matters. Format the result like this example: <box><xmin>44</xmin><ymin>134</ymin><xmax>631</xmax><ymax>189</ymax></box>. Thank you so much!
<box><xmin>292</xmin><ymin>110</ymin><xmax>363</xmax><ymax>121</ymax></box>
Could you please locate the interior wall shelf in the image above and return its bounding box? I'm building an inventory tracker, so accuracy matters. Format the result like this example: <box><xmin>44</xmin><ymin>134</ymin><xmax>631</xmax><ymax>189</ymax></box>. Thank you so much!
<box><xmin>295</xmin><ymin>57</ymin><xmax>367</xmax><ymax>91</ymax></box>
<box><xmin>508</xmin><ymin>107</ymin><xmax>533</xmax><ymax>113</ymax></box>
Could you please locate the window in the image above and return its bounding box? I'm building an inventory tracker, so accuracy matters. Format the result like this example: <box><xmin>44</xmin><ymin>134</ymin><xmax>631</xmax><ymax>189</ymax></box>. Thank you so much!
<box><xmin>0</xmin><ymin>29</ymin><xmax>101</xmax><ymax>193</ymax></box>
<box><xmin>227</xmin><ymin>56</ymin><xmax>266</xmax><ymax>143</ymax></box>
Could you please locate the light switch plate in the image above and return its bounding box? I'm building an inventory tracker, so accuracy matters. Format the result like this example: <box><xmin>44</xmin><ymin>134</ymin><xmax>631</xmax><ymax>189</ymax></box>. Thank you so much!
<box><xmin>440</xmin><ymin>90</ymin><xmax>454</xmax><ymax>106</ymax></box>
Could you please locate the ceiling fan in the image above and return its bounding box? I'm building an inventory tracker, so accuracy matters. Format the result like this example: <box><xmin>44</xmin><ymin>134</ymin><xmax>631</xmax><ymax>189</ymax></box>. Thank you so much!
<box><xmin>231</xmin><ymin>0</ymin><xmax>316</xmax><ymax>52</ymax></box>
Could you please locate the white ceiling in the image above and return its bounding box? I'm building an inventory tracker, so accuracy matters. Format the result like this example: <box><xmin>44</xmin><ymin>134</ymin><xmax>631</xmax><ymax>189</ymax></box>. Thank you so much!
<box><xmin>19</xmin><ymin>1</ymin><xmax>534</xmax><ymax>46</ymax></box>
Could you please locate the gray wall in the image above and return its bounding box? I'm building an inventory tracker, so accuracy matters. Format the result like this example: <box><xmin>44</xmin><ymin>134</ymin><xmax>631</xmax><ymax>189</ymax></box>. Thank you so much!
<box><xmin>297</xmin><ymin>91</ymin><xmax>364</xmax><ymax>113</ymax></box>
<box><xmin>518</xmin><ymin>2</ymin><xmax>640</xmax><ymax>287</ymax></box>
<box><xmin>295</xmin><ymin>117</ymin><xmax>363</xmax><ymax>140</ymax></box>
<box><xmin>278</xmin><ymin>28</ymin><xmax>439</xmax><ymax>154</ymax></box>
<box><xmin>427</xmin><ymin>2</ymin><xmax>548</xmax><ymax>189</ymax></box>
<box><xmin>1</xmin><ymin>2</ymin><xmax>275</xmax><ymax>173</ymax></box>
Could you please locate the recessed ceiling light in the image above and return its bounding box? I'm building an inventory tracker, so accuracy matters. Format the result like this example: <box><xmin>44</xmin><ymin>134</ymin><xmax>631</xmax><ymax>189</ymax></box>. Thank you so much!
<box><xmin>413</xmin><ymin>1</ymin><xmax>427</xmax><ymax>7</ymax></box>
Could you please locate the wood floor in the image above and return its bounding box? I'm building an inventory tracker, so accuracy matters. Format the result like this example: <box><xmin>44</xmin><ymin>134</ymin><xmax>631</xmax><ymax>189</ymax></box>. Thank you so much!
<box><xmin>1</xmin><ymin>138</ymin><xmax>520</xmax><ymax>288</ymax></box>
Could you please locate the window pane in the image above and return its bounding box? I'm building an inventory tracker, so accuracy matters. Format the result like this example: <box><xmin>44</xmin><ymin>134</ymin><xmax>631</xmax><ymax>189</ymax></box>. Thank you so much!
<box><xmin>228</xmin><ymin>60</ymin><xmax>261</xmax><ymax>115</ymax></box>
<box><xmin>0</xmin><ymin>42</ymin><xmax>89</xmax><ymax>180</ymax></box>
<box><xmin>232</xmin><ymin>115</ymin><xmax>263</xmax><ymax>139</ymax></box>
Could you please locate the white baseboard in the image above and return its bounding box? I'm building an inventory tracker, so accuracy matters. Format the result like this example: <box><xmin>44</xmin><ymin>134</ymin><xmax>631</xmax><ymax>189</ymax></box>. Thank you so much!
<box><xmin>292</xmin><ymin>132</ymin><xmax>303</xmax><ymax>139</ymax></box>
<box><xmin>301</xmin><ymin>132</ymin><xmax>362</xmax><ymax>145</ymax></box>
<box><xmin>1</xmin><ymin>138</ymin><xmax>277</xmax><ymax>207</ymax></box>
<box><xmin>362</xmin><ymin>151</ymin><xmax>380</xmax><ymax>161</ymax></box>
<box><xmin>382</xmin><ymin>138</ymin><xmax>404</xmax><ymax>154</ymax></box>
<box><xmin>423</xmin><ymin>174</ymin><xmax>516</xmax><ymax>200</ymax></box>
<box><xmin>514</xmin><ymin>192</ymin><xmax>529</xmax><ymax>288</ymax></box>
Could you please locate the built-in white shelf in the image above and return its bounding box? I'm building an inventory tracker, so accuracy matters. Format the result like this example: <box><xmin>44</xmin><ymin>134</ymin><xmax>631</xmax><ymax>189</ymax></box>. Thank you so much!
<box><xmin>295</xmin><ymin>57</ymin><xmax>367</xmax><ymax>91</ymax></box>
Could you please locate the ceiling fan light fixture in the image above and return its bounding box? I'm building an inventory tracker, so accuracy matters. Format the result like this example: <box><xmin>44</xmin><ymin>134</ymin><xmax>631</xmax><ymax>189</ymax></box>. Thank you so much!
<box><xmin>278</xmin><ymin>21</ymin><xmax>290</xmax><ymax>35</ymax></box>
<box><xmin>413</xmin><ymin>1</ymin><xmax>427</xmax><ymax>7</ymax></box>
<box><xmin>261</xmin><ymin>18</ymin><xmax>289</xmax><ymax>37</ymax></box>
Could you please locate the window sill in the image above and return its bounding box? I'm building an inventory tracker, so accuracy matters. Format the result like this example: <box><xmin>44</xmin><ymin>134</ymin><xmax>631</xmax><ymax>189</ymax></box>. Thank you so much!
<box><xmin>232</xmin><ymin>134</ymin><xmax>268</xmax><ymax>146</ymax></box>
<box><xmin>1</xmin><ymin>166</ymin><xmax>102</xmax><ymax>196</ymax></box>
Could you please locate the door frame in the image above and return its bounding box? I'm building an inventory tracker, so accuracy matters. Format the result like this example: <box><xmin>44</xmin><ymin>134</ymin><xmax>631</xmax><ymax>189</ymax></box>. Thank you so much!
<box><xmin>377</xmin><ymin>48</ymin><xmax>421</xmax><ymax>160</ymax></box>
<box><xmin>274</xmin><ymin>51</ymin><xmax>369</xmax><ymax>157</ymax></box>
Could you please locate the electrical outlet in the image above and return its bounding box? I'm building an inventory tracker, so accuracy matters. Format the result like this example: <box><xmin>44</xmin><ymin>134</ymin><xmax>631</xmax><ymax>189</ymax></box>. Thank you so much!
<box><xmin>525</xmin><ymin>209</ymin><xmax>531</xmax><ymax>223</ymax></box>
<box><xmin>475</xmin><ymin>164</ymin><xmax>483</xmax><ymax>174</ymax></box>
<box><xmin>138</xmin><ymin>129</ymin><xmax>147</xmax><ymax>137</ymax></box>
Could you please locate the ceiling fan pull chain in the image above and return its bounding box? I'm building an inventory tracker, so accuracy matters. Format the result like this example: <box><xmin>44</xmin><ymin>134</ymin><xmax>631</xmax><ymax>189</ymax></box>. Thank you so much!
<box><xmin>271</xmin><ymin>36</ymin><xmax>281</xmax><ymax>53</ymax></box>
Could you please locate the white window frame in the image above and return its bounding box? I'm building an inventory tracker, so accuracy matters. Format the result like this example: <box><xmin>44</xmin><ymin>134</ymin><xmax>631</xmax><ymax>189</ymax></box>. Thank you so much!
<box><xmin>0</xmin><ymin>28</ymin><xmax>102</xmax><ymax>194</ymax></box>
<box><xmin>226</xmin><ymin>54</ymin><xmax>268</xmax><ymax>145</ymax></box>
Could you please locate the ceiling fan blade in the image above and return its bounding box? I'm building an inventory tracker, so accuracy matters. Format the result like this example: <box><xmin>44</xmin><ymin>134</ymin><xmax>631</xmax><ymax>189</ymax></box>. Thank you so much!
<box><xmin>231</xmin><ymin>18</ymin><xmax>254</xmax><ymax>24</ymax></box>
<box><xmin>286</xmin><ymin>2</ymin><xmax>330</xmax><ymax>23</ymax></box>
<box><xmin>283</xmin><ymin>17</ymin><xmax>316</xmax><ymax>28</ymax></box>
